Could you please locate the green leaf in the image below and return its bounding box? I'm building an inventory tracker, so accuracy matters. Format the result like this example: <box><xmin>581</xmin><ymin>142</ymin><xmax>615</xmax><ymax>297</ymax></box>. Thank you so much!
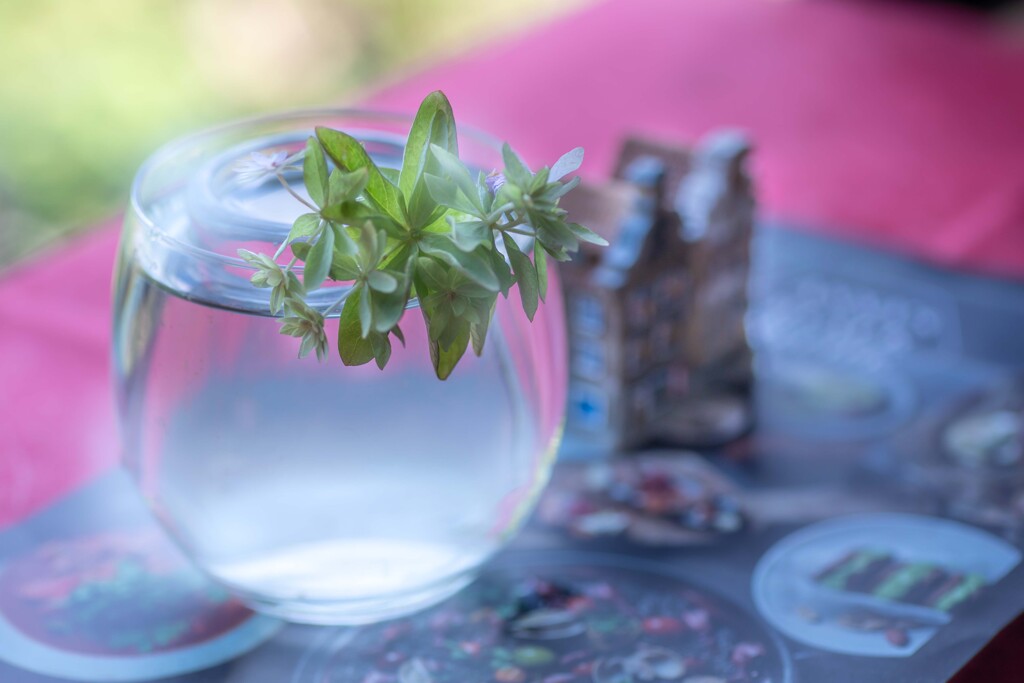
<box><xmin>380</xmin><ymin>167</ymin><xmax>400</xmax><ymax>184</ymax></box>
<box><xmin>420</xmin><ymin>235</ymin><xmax>499</xmax><ymax>291</ymax></box>
<box><xmin>406</xmin><ymin>174</ymin><xmax>447</xmax><ymax>231</ymax></box>
<box><xmin>286</xmin><ymin>213</ymin><xmax>322</xmax><ymax>245</ymax></box>
<box><xmin>354</xmin><ymin>222</ymin><xmax>385</xmax><ymax>270</ymax></box>
<box><xmin>320</xmin><ymin>199</ymin><xmax>372</xmax><ymax>225</ymax></box>
<box><xmin>543</xmin><ymin>175</ymin><xmax>580</xmax><ymax>200</ymax></box>
<box><xmin>250</xmin><ymin>270</ymin><xmax>269</xmax><ymax>287</ymax></box>
<box><xmin>549</xmin><ymin>147</ymin><xmax>584</xmax><ymax>182</ymax></box>
<box><xmin>470</xmin><ymin>300</ymin><xmax>496</xmax><ymax>356</ymax></box>
<box><xmin>279</xmin><ymin>319</ymin><xmax>303</xmax><ymax>336</ymax></box>
<box><xmin>503</xmin><ymin>233</ymin><xmax>539</xmax><ymax>321</ymax></box>
<box><xmin>430</xmin><ymin>145</ymin><xmax>481</xmax><ymax>212</ymax></box>
<box><xmin>449</xmin><ymin>217</ymin><xmax>490</xmax><ymax>252</ymax></box>
<box><xmin>372</xmin><ymin>287</ymin><xmax>408</xmax><ymax>333</ymax></box>
<box><xmin>424</xmin><ymin>174</ymin><xmax>480</xmax><ymax>216</ymax></box>
<box><xmin>535</xmin><ymin>247</ymin><xmax>548</xmax><ymax>302</ymax></box>
<box><xmin>330</xmin><ymin>222</ymin><xmax>358</xmax><ymax>257</ymax></box>
<box><xmin>568</xmin><ymin>222</ymin><xmax>609</xmax><ymax>246</ymax></box>
<box><xmin>495</xmin><ymin>182</ymin><xmax>523</xmax><ymax>207</ymax></box>
<box><xmin>298</xmin><ymin>334</ymin><xmax>316</xmax><ymax>360</ymax></box>
<box><xmin>380</xmin><ymin>241</ymin><xmax>417</xmax><ymax>275</ymax></box>
<box><xmin>291</xmin><ymin>241</ymin><xmax>311</xmax><ymax>261</ymax></box>
<box><xmin>368</xmin><ymin>270</ymin><xmax>398</xmax><ymax>293</ymax></box>
<box><xmin>337</xmin><ymin>293</ymin><xmax>375</xmax><ymax>366</ymax></box>
<box><xmin>486</xmin><ymin>247</ymin><xmax>515</xmax><ymax>297</ymax></box>
<box><xmin>391</xmin><ymin>324</ymin><xmax>406</xmax><ymax>347</ymax></box>
<box><xmin>400</xmin><ymin>90</ymin><xmax>457</xmax><ymax>198</ymax></box>
<box><xmin>327</xmin><ymin>167</ymin><xmax>369</xmax><ymax>205</ymax></box>
<box><xmin>420</xmin><ymin>212</ymin><xmax>456</xmax><ymax>235</ymax></box>
<box><xmin>502</xmin><ymin>143</ymin><xmax>532</xmax><ymax>185</ymax></box>
<box><xmin>534</xmin><ymin>212</ymin><xmax>580</xmax><ymax>252</ymax></box>
<box><xmin>429</xmin><ymin>319</ymin><xmax>471</xmax><ymax>380</ymax></box>
<box><xmin>303</xmin><ymin>137</ymin><xmax>329</xmax><ymax>208</ymax></box>
<box><xmin>356</xmin><ymin>221</ymin><xmax>381</xmax><ymax>266</ymax></box>
<box><xmin>316</xmin><ymin>127</ymin><xmax>405</xmax><ymax>223</ymax></box>
<box><xmin>287</xmin><ymin>270</ymin><xmax>304</xmax><ymax>293</ymax></box>
<box><xmin>303</xmin><ymin>224</ymin><xmax>335</xmax><ymax>290</ymax></box>
<box><xmin>358</xmin><ymin>285</ymin><xmax>372</xmax><ymax>338</ymax></box>
<box><xmin>416</xmin><ymin>256</ymin><xmax>449</xmax><ymax>291</ymax></box>
<box><xmin>529</xmin><ymin>167</ymin><xmax>550</xmax><ymax>193</ymax></box>
<box><xmin>376</xmin><ymin>216</ymin><xmax>409</xmax><ymax>240</ymax></box>
<box><xmin>329</xmin><ymin>253</ymin><xmax>360</xmax><ymax>281</ymax></box>
<box><xmin>270</xmin><ymin>284</ymin><xmax>286</xmax><ymax>314</ymax></box>
<box><xmin>370</xmin><ymin>331</ymin><xmax>392</xmax><ymax>370</ymax></box>
<box><xmin>423</xmin><ymin>296</ymin><xmax>452</xmax><ymax>342</ymax></box>
<box><xmin>477</xmin><ymin>171</ymin><xmax>495</xmax><ymax>212</ymax></box>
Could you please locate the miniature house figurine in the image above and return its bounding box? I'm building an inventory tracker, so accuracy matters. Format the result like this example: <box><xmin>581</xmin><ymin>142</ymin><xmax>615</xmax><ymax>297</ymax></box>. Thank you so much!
<box><xmin>558</xmin><ymin>131</ymin><xmax>756</xmax><ymax>452</ymax></box>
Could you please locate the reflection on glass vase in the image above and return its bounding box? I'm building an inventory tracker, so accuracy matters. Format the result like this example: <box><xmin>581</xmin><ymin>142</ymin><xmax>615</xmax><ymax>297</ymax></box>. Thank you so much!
<box><xmin>112</xmin><ymin>111</ymin><xmax>568</xmax><ymax>624</ymax></box>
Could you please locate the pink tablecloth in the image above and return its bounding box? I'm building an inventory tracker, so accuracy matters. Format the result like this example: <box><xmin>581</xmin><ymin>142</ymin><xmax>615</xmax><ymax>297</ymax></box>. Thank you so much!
<box><xmin>0</xmin><ymin>0</ymin><xmax>1022</xmax><ymax>677</ymax></box>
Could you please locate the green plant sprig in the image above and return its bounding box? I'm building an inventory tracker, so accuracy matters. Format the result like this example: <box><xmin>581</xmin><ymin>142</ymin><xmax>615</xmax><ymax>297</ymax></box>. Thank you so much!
<box><xmin>238</xmin><ymin>90</ymin><xmax>605</xmax><ymax>379</ymax></box>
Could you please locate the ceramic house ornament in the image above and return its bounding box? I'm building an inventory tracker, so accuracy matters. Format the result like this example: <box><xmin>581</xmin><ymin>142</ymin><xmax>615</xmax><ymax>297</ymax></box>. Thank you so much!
<box><xmin>559</xmin><ymin>131</ymin><xmax>756</xmax><ymax>452</ymax></box>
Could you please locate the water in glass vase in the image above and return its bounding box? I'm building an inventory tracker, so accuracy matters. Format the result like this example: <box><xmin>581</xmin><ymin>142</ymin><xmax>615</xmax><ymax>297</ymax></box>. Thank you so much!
<box><xmin>114</xmin><ymin>150</ymin><xmax>568</xmax><ymax>625</ymax></box>
<box><xmin>114</xmin><ymin>260</ymin><xmax>549</xmax><ymax>623</ymax></box>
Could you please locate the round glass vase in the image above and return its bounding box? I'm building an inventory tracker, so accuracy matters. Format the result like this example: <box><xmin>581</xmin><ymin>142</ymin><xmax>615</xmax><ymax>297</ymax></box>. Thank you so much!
<box><xmin>112</xmin><ymin>110</ymin><xmax>568</xmax><ymax>624</ymax></box>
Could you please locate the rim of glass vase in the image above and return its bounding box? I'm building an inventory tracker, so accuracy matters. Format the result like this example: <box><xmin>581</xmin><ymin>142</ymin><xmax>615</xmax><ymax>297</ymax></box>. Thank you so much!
<box><xmin>128</xmin><ymin>107</ymin><xmax>504</xmax><ymax>273</ymax></box>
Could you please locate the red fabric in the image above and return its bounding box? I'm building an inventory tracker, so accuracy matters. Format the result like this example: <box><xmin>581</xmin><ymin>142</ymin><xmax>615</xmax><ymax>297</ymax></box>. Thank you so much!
<box><xmin>0</xmin><ymin>0</ymin><xmax>1022</xmax><ymax>677</ymax></box>
<box><xmin>0</xmin><ymin>226</ymin><xmax>121</xmax><ymax>526</ymax></box>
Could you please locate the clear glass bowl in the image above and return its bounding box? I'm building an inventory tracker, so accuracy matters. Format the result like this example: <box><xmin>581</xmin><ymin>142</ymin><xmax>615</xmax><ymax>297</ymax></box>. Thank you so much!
<box><xmin>112</xmin><ymin>111</ymin><xmax>568</xmax><ymax>624</ymax></box>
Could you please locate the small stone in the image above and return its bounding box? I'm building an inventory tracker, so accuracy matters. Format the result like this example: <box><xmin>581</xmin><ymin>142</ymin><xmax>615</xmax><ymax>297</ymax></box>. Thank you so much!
<box><xmin>682</xmin><ymin>609</ymin><xmax>710</xmax><ymax>631</ymax></box>
<box><xmin>494</xmin><ymin>666</ymin><xmax>526</xmax><ymax>683</ymax></box>
<box><xmin>508</xmin><ymin>607</ymin><xmax>584</xmax><ymax>640</ymax></box>
<box><xmin>652</xmin><ymin>657</ymin><xmax>686</xmax><ymax>679</ymax></box>
<box><xmin>886</xmin><ymin>628</ymin><xmax>910</xmax><ymax>647</ymax></box>
<box><xmin>574</xmin><ymin>511</ymin><xmax>631</xmax><ymax>536</ymax></box>
<box><xmin>573</xmin><ymin>661</ymin><xmax>595</xmax><ymax>676</ymax></box>
<box><xmin>712</xmin><ymin>509</ymin><xmax>743</xmax><ymax>533</ymax></box>
<box><xmin>513</xmin><ymin>646</ymin><xmax>556</xmax><ymax>667</ymax></box>
<box><xmin>858</xmin><ymin>616</ymin><xmax>889</xmax><ymax>632</ymax></box>
<box><xmin>731</xmin><ymin>642</ymin><xmax>766</xmax><ymax>665</ymax></box>
<box><xmin>639</xmin><ymin>471</ymin><xmax>675</xmax><ymax>494</ymax></box>
<box><xmin>837</xmin><ymin>612</ymin><xmax>886</xmax><ymax>631</ymax></box>
<box><xmin>626</xmin><ymin>648</ymin><xmax>687</xmax><ymax>680</ymax></box>
<box><xmin>642</xmin><ymin>616</ymin><xmax>684</xmax><ymax>634</ymax></box>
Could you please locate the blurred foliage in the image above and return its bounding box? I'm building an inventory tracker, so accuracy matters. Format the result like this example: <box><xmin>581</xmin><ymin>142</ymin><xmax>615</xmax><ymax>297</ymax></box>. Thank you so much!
<box><xmin>0</xmin><ymin>0</ymin><xmax>588</xmax><ymax>268</ymax></box>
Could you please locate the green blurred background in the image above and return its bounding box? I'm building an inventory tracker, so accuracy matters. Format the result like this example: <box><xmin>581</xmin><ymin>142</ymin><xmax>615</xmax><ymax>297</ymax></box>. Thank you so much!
<box><xmin>0</xmin><ymin>0</ymin><xmax>588</xmax><ymax>269</ymax></box>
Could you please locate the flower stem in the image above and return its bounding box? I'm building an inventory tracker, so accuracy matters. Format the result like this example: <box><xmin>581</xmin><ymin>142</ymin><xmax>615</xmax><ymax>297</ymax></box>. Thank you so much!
<box><xmin>275</xmin><ymin>172</ymin><xmax>319</xmax><ymax>212</ymax></box>
<box><xmin>322</xmin><ymin>289</ymin><xmax>351</xmax><ymax>318</ymax></box>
